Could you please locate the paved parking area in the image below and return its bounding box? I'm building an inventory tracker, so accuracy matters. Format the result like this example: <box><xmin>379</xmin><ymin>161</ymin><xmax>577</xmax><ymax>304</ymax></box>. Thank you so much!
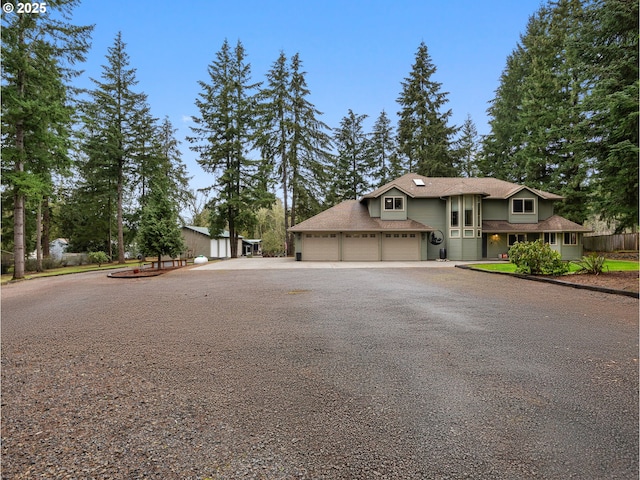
<box><xmin>194</xmin><ymin>256</ymin><xmax>490</xmax><ymax>270</ymax></box>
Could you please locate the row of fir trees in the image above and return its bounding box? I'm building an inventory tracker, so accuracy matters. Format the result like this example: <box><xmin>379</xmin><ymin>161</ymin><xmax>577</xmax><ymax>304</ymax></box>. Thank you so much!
<box><xmin>2</xmin><ymin>0</ymin><xmax>638</xmax><ymax>280</ymax></box>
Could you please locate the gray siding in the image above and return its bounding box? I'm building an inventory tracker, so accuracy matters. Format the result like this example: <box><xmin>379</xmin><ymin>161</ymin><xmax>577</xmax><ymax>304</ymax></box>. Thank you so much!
<box><xmin>182</xmin><ymin>229</ymin><xmax>211</xmax><ymax>258</ymax></box>
<box><xmin>538</xmin><ymin>200</ymin><xmax>555</xmax><ymax>220</ymax></box>
<box><xmin>368</xmin><ymin>197</ymin><xmax>381</xmax><ymax>218</ymax></box>
<box><xmin>508</xmin><ymin>190</ymin><xmax>539</xmax><ymax>224</ymax></box>
<box><xmin>407</xmin><ymin>197</ymin><xmax>446</xmax><ymax>259</ymax></box>
<box><xmin>483</xmin><ymin>199</ymin><xmax>507</xmax><ymax>220</ymax></box>
<box><xmin>380</xmin><ymin>187</ymin><xmax>408</xmax><ymax>221</ymax></box>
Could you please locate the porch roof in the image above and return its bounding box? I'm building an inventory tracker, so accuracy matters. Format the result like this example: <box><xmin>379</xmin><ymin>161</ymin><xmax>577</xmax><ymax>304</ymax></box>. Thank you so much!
<box><xmin>483</xmin><ymin>215</ymin><xmax>592</xmax><ymax>233</ymax></box>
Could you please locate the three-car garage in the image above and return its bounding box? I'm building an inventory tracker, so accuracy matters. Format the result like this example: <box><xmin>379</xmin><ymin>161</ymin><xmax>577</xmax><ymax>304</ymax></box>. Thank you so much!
<box><xmin>299</xmin><ymin>231</ymin><xmax>422</xmax><ymax>261</ymax></box>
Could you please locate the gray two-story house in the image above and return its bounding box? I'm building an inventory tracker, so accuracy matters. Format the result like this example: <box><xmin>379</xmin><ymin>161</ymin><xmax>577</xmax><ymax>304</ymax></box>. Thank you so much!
<box><xmin>289</xmin><ymin>173</ymin><xmax>590</xmax><ymax>261</ymax></box>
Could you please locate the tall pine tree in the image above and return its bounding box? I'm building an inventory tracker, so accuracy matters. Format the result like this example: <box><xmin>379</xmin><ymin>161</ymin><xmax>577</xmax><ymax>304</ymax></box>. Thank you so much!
<box><xmin>370</xmin><ymin>110</ymin><xmax>404</xmax><ymax>186</ymax></box>
<box><xmin>287</xmin><ymin>54</ymin><xmax>333</xmax><ymax>229</ymax></box>
<box><xmin>481</xmin><ymin>1</ymin><xmax>591</xmax><ymax>223</ymax></box>
<box><xmin>189</xmin><ymin>40</ymin><xmax>269</xmax><ymax>258</ymax></box>
<box><xmin>579</xmin><ymin>0</ymin><xmax>639</xmax><ymax>231</ymax></box>
<box><xmin>397</xmin><ymin>41</ymin><xmax>458</xmax><ymax>177</ymax></box>
<box><xmin>479</xmin><ymin>46</ymin><xmax>529</xmax><ymax>183</ymax></box>
<box><xmin>456</xmin><ymin>114</ymin><xmax>480</xmax><ymax>178</ymax></box>
<box><xmin>328</xmin><ymin>109</ymin><xmax>371</xmax><ymax>203</ymax></box>
<box><xmin>257</xmin><ymin>52</ymin><xmax>294</xmax><ymax>252</ymax></box>
<box><xmin>1</xmin><ymin>0</ymin><xmax>92</xmax><ymax>279</ymax></box>
<box><xmin>77</xmin><ymin>32</ymin><xmax>152</xmax><ymax>262</ymax></box>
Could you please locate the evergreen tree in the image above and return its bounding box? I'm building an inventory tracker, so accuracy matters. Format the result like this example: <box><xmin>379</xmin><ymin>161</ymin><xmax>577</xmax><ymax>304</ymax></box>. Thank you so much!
<box><xmin>1</xmin><ymin>1</ymin><xmax>92</xmax><ymax>279</ymax></box>
<box><xmin>257</xmin><ymin>52</ymin><xmax>293</xmax><ymax>251</ymax></box>
<box><xmin>397</xmin><ymin>41</ymin><xmax>458</xmax><ymax>177</ymax></box>
<box><xmin>157</xmin><ymin>117</ymin><xmax>192</xmax><ymax>212</ymax></box>
<box><xmin>328</xmin><ymin>109</ymin><xmax>371</xmax><ymax>203</ymax></box>
<box><xmin>481</xmin><ymin>1</ymin><xmax>591</xmax><ymax>223</ymax></box>
<box><xmin>479</xmin><ymin>47</ymin><xmax>529</xmax><ymax>183</ymax></box>
<box><xmin>287</xmin><ymin>54</ymin><xmax>333</xmax><ymax>227</ymax></box>
<box><xmin>579</xmin><ymin>0</ymin><xmax>639</xmax><ymax>231</ymax></box>
<box><xmin>77</xmin><ymin>32</ymin><xmax>151</xmax><ymax>262</ymax></box>
<box><xmin>519</xmin><ymin>0</ymin><xmax>590</xmax><ymax>223</ymax></box>
<box><xmin>189</xmin><ymin>40</ymin><xmax>269</xmax><ymax>258</ymax></box>
<box><xmin>137</xmin><ymin>174</ymin><xmax>185</xmax><ymax>269</ymax></box>
<box><xmin>370</xmin><ymin>110</ymin><xmax>404</xmax><ymax>186</ymax></box>
<box><xmin>456</xmin><ymin>114</ymin><xmax>480</xmax><ymax>178</ymax></box>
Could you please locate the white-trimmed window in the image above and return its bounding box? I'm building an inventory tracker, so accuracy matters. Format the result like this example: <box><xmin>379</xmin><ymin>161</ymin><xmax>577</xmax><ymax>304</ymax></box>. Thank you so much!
<box><xmin>450</xmin><ymin>197</ymin><xmax>459</xmax><ymax>227</ymax></box>
<box><xmin>563</xmin><ymin>232</ymin><xmax>578</xmax><ymax>245</ymax></box>
<box><xmin>464</xmin><ymin>196</ymin><xmax>474</xmax><ymax>226</ymax></box>
<box><xmin>508</xmin><ymin>233</ymin><xmax>527</xmax><ymax>246</ymax></box>
<box><xmin>512</xmin><ymin>198</ymin><xmax>535</xmax><ymax>214</ymax></box>
<box><xmin>544</xmin><ymin>232</ymin><xmax>557</xmax><ymax>245</ymax></box>
<box><xmin>384</xmin><ymin>196</ymin><xmax>404</xmax><ymax>211</ymax></box>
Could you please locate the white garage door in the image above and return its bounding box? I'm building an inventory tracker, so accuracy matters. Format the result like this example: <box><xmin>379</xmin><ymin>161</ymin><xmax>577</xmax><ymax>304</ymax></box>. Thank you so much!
<box><xmin>381</xmin><ymin>233</ymin><xmax>420</xmax><ymax>261</ymax></box>
<box><xmin>302</xmin><ymin>233</ymin><xmax>339</xmax><ymax>261</ymax></box>
<box><xmin>342</xmin><ymin>233</ymin><xmax>379</xmax><ymax>261</ymax></box>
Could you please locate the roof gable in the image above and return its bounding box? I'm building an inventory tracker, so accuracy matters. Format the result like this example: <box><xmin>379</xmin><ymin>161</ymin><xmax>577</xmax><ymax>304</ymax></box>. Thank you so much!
<box><xmin>362</xmin><ymin>173</ymin><xmax>563</xmax><ymax>201</ymax></box>
<box><xmin>289</xmin><ymin>200</ymin><xmax>433</xmax><ymax>232</ymax></box>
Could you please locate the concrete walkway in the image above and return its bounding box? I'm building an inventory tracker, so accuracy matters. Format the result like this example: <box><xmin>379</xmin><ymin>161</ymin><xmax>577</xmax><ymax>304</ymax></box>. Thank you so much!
<box><xmin>193</xmin><ymin>256</ymin><xmax>497</xmax><ymax>270</ymax></box>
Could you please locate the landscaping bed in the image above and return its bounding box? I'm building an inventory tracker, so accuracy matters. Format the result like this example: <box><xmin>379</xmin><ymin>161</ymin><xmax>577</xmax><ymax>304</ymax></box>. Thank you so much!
<box><xmin>543</xmin><ymin>270</ymin><xmax>639</xmax><ymax>294</ymax></box>
<box><xmin>467</xmin><ymin>253</ymin><xmax>639</xmax><ymax>296</ymax></box>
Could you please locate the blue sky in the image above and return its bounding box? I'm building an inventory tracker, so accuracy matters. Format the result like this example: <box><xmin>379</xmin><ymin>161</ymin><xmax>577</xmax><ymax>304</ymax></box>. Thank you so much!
<box><xmin>70</xmin><ymin>0</ymin><xmax>543</xmax><ymax>192</ymax></box>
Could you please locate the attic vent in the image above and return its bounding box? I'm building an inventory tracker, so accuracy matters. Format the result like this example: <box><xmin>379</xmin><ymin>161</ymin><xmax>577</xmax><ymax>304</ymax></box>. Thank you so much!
<box><xmin>413</xmin><ymin>178</ymin><xmax>425</xmax><ymax>186</ymax></box>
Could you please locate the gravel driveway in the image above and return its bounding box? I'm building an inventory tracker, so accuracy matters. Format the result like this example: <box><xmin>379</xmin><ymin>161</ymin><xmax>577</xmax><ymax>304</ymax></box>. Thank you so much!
<box><xmin>2</xmin><ymin>266</ymin><xmax>638</xmax><ymax>479</ymax></box>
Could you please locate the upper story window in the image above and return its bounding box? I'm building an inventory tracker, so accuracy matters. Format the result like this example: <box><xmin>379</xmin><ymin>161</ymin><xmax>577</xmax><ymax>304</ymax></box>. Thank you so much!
<box><xmin>512</xmin><ymin>198</ymin><xmax>535</xmax><ymax>214</ymax></box>
<box><xmin>384</xmin><ymin>196</ymin><xmax>404</xmax><ymax>211</ymax></box>
<box><xmin>451</xmin><ymin>197</ymin><xmax>459</xmax><ymax>227</ymax></box>
<box><xmin>464</xmin><ymin>196</ymin><xmax>474</xmax><ymax>226</ymax></box>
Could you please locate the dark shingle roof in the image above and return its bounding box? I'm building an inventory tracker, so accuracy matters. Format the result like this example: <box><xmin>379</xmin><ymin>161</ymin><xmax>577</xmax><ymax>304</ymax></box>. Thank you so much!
<box><xmin>483</xmin><ymin>215</ymin><xmax>592</xmax><ymax>233</ymax></box>
<box><xmin>362</xmin><ymin>173</ymin><xmax>564</xmax><ymax>201</ymax></box>
<box><xmin>289</xmin><ymin>200</ymin><xmax>433</xmax><ymax>232</ymax></box>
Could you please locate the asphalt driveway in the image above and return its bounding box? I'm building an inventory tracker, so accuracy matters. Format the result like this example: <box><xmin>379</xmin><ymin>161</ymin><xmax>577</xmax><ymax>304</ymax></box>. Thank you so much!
<box><xmin>2</xmin><ymin>265</ymin><xmax>638</xmax><ymax>479</ymax></box>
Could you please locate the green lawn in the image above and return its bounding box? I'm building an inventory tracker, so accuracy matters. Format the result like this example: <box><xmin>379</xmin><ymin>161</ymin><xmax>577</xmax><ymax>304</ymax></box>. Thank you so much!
<box><xmin>1</xmin><ymin>260</ymin><xmax>146</xmax><ymax>285</ymax></box>
<box><xmin>471</xmin><ymin>259</ymin><xmax>639</xmax><ymax>274</ymax></box>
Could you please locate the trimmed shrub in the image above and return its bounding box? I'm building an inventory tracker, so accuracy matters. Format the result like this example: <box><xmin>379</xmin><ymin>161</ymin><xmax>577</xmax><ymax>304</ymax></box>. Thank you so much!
<box><xmin>508</xmin><ymin>239</ymin><xmax>569</xmax><ymax>276</ymax></box>
<box><xmin>88</xmin><ymin>251</ymin><xmax>110</xmax><ymax>267</ymax></box>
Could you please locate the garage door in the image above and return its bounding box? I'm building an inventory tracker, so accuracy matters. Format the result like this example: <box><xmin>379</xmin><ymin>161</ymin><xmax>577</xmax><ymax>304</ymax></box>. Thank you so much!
<box><xmin>302</xmin><ymin>233</ymin><xmax>339</xmax><ymax>261</ymax></box>
<box><xmin>342</xmin><ymin>233</ymin><xmax>379</xmax><ymax>261</ymax></box>
<box><xmin>381</xmin><ymin>233</ymin><xmax>420</xmax><ymax>261</ymax></box>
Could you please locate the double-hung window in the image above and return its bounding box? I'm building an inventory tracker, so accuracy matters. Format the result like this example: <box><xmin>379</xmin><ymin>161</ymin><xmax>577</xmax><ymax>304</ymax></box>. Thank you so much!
<box><xmin>512</xmin><ymin>198</ymin><xmax>535</xmax><ymax>214</ymax></box>
<box><xmin>544</xmin><ymin>232</ymin><xmax>557</xmax><ymax>245</ymax></box>
<box><xmin>508</xmin><ymin>234</ymin><xmax>526</xmax><ymax>246</ymax></box>
<box><xmin>384</xmin><ymin>196</ymin><xmax>404</xmax><ymax>211</ymax></box>
<box><xmin>563</xmin><ymin>232</ymin><xmax>578</xmax><ymax>245</ymax></box>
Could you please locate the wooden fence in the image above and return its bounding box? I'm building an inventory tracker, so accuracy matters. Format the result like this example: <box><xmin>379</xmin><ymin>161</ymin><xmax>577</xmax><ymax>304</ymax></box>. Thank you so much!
<box><xmin>583</xmin><ymin>233</ymin><xmax>639</xmax><ymax>252</ymax></box>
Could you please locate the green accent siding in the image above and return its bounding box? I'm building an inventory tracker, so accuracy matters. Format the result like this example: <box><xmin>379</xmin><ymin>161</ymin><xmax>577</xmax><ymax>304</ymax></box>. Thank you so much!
<box><xmin>368</xmin><ymin>197</ymin><xmax>381</xmax><ymax>217</ymax></box>
<box><xmin>461</xmin><ymin>237</ymin><xmax>481</xmax><ymax>261</ymax></box>
<box><xmin>560</xmin><ymin>234</ymin><xmax>584</xmax><ymax>260</ymax></box>
<box><xmin>538</xmin><ymin>200</ymin><xmax>555</xmax><ymax>220</ymax></box>
<box><xmin>407</xmin><ymin>197</ymin><xmax>446</xmax><ymax>259</ymax></box>
<box><xmin>483</xmin><ymin>199</ymin><xmax>507</xmax><ymax>220</ymax></box>
<box><xmin>508</xmin><ymin>191</ymin><xmax>539</xmax><ymax>224</ymax></box>
<box><xmin>380</xmin><ymin>187</ymin><xmax>408</xmax><ymax>220</ymax></box>
<box><xmin>447</xmin><ymin>237</ymin><xmax>462</xmax><ymax>260</ymax></box>
<box><xmin>486</xmin><ymin>234</ymin><xmax>509</xmax><ymax>259</ymax></box>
